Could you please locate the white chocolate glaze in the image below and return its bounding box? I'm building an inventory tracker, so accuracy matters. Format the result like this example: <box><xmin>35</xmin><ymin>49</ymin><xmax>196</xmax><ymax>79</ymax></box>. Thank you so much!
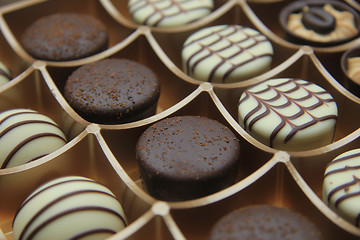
<box><xmin>0</xmin><ymin>61</ymin><xmax>11</xmax><ymax>86</ymax></box>
<box><xmin>128</xmin><ymin>0</ymin><xmax>214</xmax><ymax>27</ymax></box>
<box><xmin>0</xmin><ymin>109</ymin><xmax>67</xmax><ymax>168</ymax></box>
<box><xmin>12</xmin><ymin>176</ymin><xmax>127</xmax><ymax>240</ymax></box>
<box><xmin>323</xmin><ymin>149</ymin><xmax>360</xmax><ymax>227</ymax></box>
<box><xmin>287</xmin><ymin>4</ymin><xmax>358</xmax><ymax>43</ymax></box>
<box><xmin>238</xmin><ymin>78</ymin><xmax>338</xmax><ymax>151</ymax></box>
<box><xmin>182</xmin><ymin>25</ymin><xmax>273</xmax><ymax>83</ymax></box>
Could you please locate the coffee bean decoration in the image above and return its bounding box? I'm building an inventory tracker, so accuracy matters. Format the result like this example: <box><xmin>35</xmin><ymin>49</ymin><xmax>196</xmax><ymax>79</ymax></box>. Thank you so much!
<box><xmin>302</xmin><ymin>7</ymin><xmax>336</xmax><ymax>34</ymax></box>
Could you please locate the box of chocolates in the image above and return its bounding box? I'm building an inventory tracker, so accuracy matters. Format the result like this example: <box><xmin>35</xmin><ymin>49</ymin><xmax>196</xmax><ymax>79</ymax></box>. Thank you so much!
<box><xmin>1</xmin><ymin>0</ymin><xmax>360</xmax><ymax>239</ymax></box>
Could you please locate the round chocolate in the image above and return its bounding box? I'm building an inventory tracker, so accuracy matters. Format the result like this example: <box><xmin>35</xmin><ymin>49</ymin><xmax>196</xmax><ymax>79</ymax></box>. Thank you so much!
<box><xmin>209</xmin><ymin>205</ymin><xmax>323</xmax><ymax>240</ymax></box>
<box><xmin>182</xmin><ymin>25</ymin><xmax>273</xmax><ymax>83</ymax></box>
<box><xmin>238</xmin><ymin>78</ymin><xmax>338</xmax><ymax>151</ymax></box>
<box><xmin>0</xmin><ymin>108</ymin><xmax>67</xmax><ymax>169</ymax></box>
<box><xmin>21</xmin><ymin>13</ymin><xmax>108</xmax><ymax>61</ymax></box>
<box><xmin>279</xmin><ymin>1</ymin><xmax>360</xmax><ymax>46</ymax></box>
<box><xmin>136</xmin><ymin>116</ymin><xmax>241</xmax><ymax>201</ymax></box>
<box><xmin>323</xmin><ymin>149</ymin><xmax>360</xmax><ymax>227</ymax></box>
<box><xmin>12</xmin><ymin>176</ymin><xmax>127</xmax><ymax>240</ymax></box>
<box><xmin>64</xmin><ymin>58</ymin><xmax>161</xmax><ymax>124</ymax></box>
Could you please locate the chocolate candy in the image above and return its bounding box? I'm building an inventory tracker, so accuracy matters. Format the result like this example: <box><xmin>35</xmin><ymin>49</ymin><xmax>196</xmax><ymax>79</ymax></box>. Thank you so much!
<box><xmin>21</xmin><ymin>13</ymin><xmax>108</xmax><ymax>61</ymax></box>
<box><xmin>136</xmin><ymin>116</ymin><xmax>241</xmax><ymax>201</ymax></box>
<box><xmin>12</xmin><ymin>176</ymin><xmax>127</xmax><ymax>240</ymax></box>
<box><xmin>238</xmin><ymin>78</ymin><xmax>338</xmax><ymax>151</ymax></box>
<box><xmin>182</xmin><ymin>25</ymin><xmax>273</xmax><ymax>83</ymax></box>
<box><xmin>323</xmin><ymin>149</ymin><xmax>360</xmax><ymax>227</ymax></box>
<box><xmin>0</xmin><ymin>108</ymin><xmax>67</xmax><ymax>169</ymax></box>
<box><xmin>209</xmin><ymin>205</ymin><xmax>323</xmax><ymax>240</ymax></box>
<box><xmin>64</xmin><ymin>58</ymin><xmax>161</xmax><ymax>124</ymax></box>
<box><xmin>280</xmin><ymin>1</ymin><xmax>360</xmax><ymax>46</ymax></box>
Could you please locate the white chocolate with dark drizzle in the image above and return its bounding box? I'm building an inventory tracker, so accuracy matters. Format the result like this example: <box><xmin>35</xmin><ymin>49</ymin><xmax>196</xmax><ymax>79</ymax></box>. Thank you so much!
<box><xmin>0</xmin><ymin>108</ymin><xmax>67</xmax><ymax>168</ymax></box>
<box><xmin>182</xmin><ymin>25</ymin><xmax>273</xmax><ymax>83</ymax></box>
<box><xmin>323</xmin><ymin>149</ymin><xmax>360</xmax><ymax>227</ymax></box>
<box><xmin>128</xmin><ymin>0</ymin><xmax>214</xmax><ymax>27</ymax></box>
<box><xmin>12</xmin><ymin>176</ymin><xmax>127</xmax><ymax>240</ymax></box>
<box><xmin>238</xmin><ymin>78</ymin><xmax>338</xmax><ymax>151</ymax></box>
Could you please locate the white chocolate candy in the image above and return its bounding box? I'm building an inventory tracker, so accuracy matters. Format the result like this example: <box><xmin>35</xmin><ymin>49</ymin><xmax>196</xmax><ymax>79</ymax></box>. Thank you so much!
<box><xmin>0</xmin><ymin>109</ymin><xmax>67</xmax><ymax>168</ymax></box>
<box><xmin>13</xmin><ymin>176</ymin><xmax>127</xmax><ymax>240</ymax></box>
<box><xmin>128</xmin><ymin>0</ymin><xmax>213</xmax><ymax>27</ymax></box>
<box><xmin>323</xmin><ymin>149</ymin><xmax>360</xmax><ymax>227</ymax></box>
<box><xmin>238</xmin><ymin>78</ymin><xmax>338</xmax><ymax>151</ymax></box>
<box><xmin>182</xmin><ymin>25</ymin><xmax>273</xmax><ymax>83</ymax></box>
<box><xmin>0</xmin><ymin>61</ymin><xmax>12</xmax><ymax>86</ymax></box>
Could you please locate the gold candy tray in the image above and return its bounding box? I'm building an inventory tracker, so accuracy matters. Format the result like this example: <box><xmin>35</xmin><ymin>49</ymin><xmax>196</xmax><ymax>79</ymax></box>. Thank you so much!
<box><xmin>0</xmin><ymin>0</ymin><xmax>360</xmax><ymax>239</ymax></box>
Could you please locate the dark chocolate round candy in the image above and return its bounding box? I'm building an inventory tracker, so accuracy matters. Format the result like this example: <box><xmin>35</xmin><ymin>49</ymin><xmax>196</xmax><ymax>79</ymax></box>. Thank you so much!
<box><xmin>209</xmin><ymin>205</ymin><xmax>323</xmax><ymax>240</ymax></box>
<box><xmin>136</xmin><ymin>115</ymin><xmax>241</xmax><ymax>201</ymax></box>
<box><xmin>21</xmin><ymin>13</ymin><xmax>108</xmax><ymax>61</ymax></box>
<box><xmin>302</xmin><ymin>7</ymin><xmax>335</xmax><ymax>34</ymax></box>
<box><xmin>64</xmin><ymin>58</ymin><xmax>161</xmax><ymax>124</ymax></box>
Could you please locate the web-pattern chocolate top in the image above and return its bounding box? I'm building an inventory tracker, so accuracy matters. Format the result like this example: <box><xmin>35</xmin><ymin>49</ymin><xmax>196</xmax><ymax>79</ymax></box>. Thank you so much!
<box><xmin>182</xmin><ymin>25</ymin><xmax>273</xmax><ymax>83</ymax></box>
<box><xmin>238</xmin><ymin>78</ymin><xmax>338</xmax><ymax>150</ymax></box>
<box><xmin>128</xmin><ymin>0</ymin><xmax>213</xmax><ymax>27</ymax></box>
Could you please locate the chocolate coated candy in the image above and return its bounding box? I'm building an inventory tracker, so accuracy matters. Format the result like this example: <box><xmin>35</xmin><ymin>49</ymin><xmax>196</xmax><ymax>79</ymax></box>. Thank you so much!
<box><xmin>302</xmin><ymin>7</ymin><xmax>335</xmax><ymax>34</ymax></box>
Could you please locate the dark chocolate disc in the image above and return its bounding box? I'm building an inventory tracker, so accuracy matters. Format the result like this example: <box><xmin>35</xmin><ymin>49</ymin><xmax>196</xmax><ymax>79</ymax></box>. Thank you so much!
<box><xmin>302</xmin><ymin>7</ymin><xmax>335</xmax><ymax>34</ymax></box>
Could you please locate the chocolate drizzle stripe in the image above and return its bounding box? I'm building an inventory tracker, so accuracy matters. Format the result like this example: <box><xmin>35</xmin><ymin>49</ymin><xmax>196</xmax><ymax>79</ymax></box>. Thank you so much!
<box><xmin>326</xmin><ymin>175</ymin><xmax>360</xmax><ymax>203</ymax></box>
<box><xmin>18</xmin><ymin>190</ymin><xmax>125</xmax><ymax>240</ymax></box>
<box><xmin>357</xmin><ymin>214</ymin><xmax>360</xmax><ymax>227</ymax></box>
<box><xmin>0</xmin><ymin>119</ymin><xmax>63</xmax><ymax>139</ymax></box>
<box><xmin>129</xmin><ymin>0</ymin><xmax>212</xmax><ymax>27</ymax></box>
<box><xmin>14</xmin><ymin>179</ymin><xmax>96</xmax><ymax>221</ymax></box>
<box><xmin>0</xmin><ymin>110</ymin><xmax>38</xmax><ymax>125</ymax></box>
<box><xmin>183</xmin><ymin>25</ymin><xmax>233</xmax><ymax>48</ymax></box>
<box><xmin>68</xmin><ymin>228</ymin><xmax>117</xmax><ymax>240</ymax></box>
<box><xmin>1</xmin><ymin>133</ymin><xmax>66</xmax><ymax>169</ymax></box>
<box><xmin>184</xmin><ymin>25</ymin><xmax>272</xmax><ymax>82</ymax></box>
<box><xmin>241</xmin><ymin>79</ymin><xmax>337</xmax><ymax>146</ymax></box>
<box><xmin>324</xmin><ymin>165</ymin><xmax>360</xmax><ymax>178</ymax></box>
<box><xmin>23</xmin><ymin>206</ymin><xmax>124</xmax><ymax>240</ymax></box>
<box><xmin>327</xmin><ymin>152</ymin><xmax>360</xmax><ymax>167</ymax></box>
<box><xmin>186</xmin><ymin>26</ymin><xmax>238</xmax><ymax>76</ymax></box>
<box><xmin>335</xmin><ymin>191</ymin><xmax>360</xmax><ymax>208</ymax></box>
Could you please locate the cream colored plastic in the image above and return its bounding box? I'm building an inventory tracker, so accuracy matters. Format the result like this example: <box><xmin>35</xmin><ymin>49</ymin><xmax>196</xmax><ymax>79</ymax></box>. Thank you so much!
<box><xmin>0</xmin><ymin>0</ymin><xmax>359</xmax><ymax>239</ymax></box>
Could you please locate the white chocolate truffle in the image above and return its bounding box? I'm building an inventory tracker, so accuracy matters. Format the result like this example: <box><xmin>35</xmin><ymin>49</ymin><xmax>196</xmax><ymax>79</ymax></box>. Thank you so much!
<box><xmin>182</xmin><ymin>25</ymin><xmax>273</xmax><ymax>83</ymax></box>
<box><xmin>0</xmin><ymin>108</ymin><xmax>67</xmax><ymax>168</ymax></box>
<box><xmin>238</xmin><ymin>78</ymin><xmax>338</xmax><ymax>151</ymax></box>
<box><xmin>13</xmin><ymin>176</ymin><xmax>127</xmax><ymax>240</ymax></box>
<box><xmin>323</xmin><ymin>149</ymin><xmax>360</xmax><ymax>227</ymax></box>
<box><xmin>0</xmin><ymin>61</ymin><xmax>12</xmax><ymax>86</ymax></box>
<box><xmin>128</xmin><ymin>0</ymin><xmax>214</xmax><ymax>27</ymax></box>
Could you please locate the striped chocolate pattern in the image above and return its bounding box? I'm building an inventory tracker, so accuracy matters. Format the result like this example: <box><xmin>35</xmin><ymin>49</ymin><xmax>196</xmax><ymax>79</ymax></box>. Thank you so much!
<box><xmin>238</xmin><ymin>78</ymin><xmax>338</xmax><ymax>151</ymax></box>
<box><xmin>0</xmin><ymin>109</ymin><xmax>67</xmax><ymax>168</ymax></box>
<box><xmin>12</xmin><ymin>176</ymin><xmax>127</xmax><ymax>240</ymax></box>
<box><xmin>128</xmin><ymin>0</ymin><xmax>213</xmax><ymax>27</ymax></box>
<box><xmin>182</xmin><ymin>25</ymin><xmax>273</xmax><ymax>83</ymax></box>
<box><xmin>323</xmin><ymin>149</ymin><xmax>360</xmax><ymax>227</ymax></box>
